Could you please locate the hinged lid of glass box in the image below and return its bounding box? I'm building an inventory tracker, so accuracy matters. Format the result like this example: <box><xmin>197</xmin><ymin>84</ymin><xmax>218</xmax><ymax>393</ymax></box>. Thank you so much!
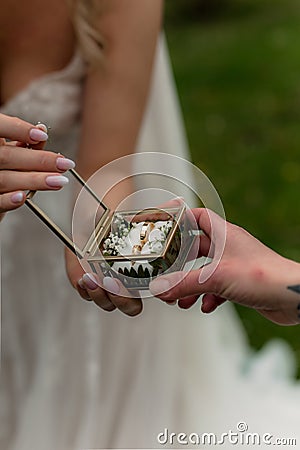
<box><xmin>26</xmin><ymin>169</ymin><xmax>111</xmax><ymax>259</ymax></box>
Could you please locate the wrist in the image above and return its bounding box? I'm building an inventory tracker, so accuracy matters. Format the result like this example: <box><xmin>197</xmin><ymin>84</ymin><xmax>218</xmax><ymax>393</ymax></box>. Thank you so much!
<box><xmin>265</xmin><ymin>256</ymin><xmax>300</xmax><ymax>325</ymax></box>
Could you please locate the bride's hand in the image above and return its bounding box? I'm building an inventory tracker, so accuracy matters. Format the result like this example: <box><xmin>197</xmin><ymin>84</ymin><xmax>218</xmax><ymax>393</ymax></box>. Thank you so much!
<box><xmin>65</xmin><ymin>248</ymin><xmax>143</xmax><ymax>316</ymax></box>
<box><xmin>0</xmin><ymin>113</ymin><xmax>75</xmax><ymax>216</ymax></box>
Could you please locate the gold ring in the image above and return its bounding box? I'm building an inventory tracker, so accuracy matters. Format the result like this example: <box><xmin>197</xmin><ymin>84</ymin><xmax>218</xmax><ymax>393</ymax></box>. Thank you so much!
<box><xmin>140</xmin><ymin>222</ymin><xmax>155</xmax><ymax>244</ymax></box>
<box><xmin>132</xmin><ymin>244</ymin><xmax>142</xmax><ymax>255</ymax></box>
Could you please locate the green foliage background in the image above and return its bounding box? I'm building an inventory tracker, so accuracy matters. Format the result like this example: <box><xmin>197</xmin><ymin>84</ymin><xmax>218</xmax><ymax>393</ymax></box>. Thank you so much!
<box><xmin>165</xmin><ymin>0</ymin><xmax>300</xmax><ymax>373</ymax></box>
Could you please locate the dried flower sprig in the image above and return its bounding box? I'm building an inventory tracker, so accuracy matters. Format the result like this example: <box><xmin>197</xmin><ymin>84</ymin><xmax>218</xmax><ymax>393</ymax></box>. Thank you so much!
<box><xmin>102</xmin><ymin>214</ymin><xmax>131</xmax><ymax>256</ymax></box>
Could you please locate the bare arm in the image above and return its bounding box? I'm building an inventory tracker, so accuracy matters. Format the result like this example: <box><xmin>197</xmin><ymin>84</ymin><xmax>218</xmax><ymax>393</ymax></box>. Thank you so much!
<box><xmin>66</xmin><ymin>0</ymin><xmax>164</xmax><ymax>315</ymax></box>
<box><xmin>76</xmin><ymin>0</ymin><xmax>163</xmax><ymax>177</ymax></box>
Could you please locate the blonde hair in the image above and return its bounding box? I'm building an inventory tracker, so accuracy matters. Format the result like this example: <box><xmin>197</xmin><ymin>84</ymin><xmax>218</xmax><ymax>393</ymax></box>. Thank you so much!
<box><xmin>68</xmin><ymin>0</ymin><xmax>106</xmax><ymax>66</ymax></box>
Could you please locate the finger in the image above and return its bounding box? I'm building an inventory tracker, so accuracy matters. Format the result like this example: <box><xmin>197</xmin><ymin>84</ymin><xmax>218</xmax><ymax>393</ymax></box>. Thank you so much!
<box><xmin>0</xmin><ymin>171</ymin><xmax>69</xmax><ymax>193</ymax></box>
<box><xmin>80</xmin><ymin>273</ymin><xmax>116</xmax><ymax>312</ymax></box>
<box><xmin>15</xmin><ymin>123</ymin><xmax>49</xmax><ymax>150</ymax></box>
<box><xmin>0</xmin><ymin>191</ymin><xmax>26</xmax><ymax>213</ymax></box>
<box><xmin>30</xmin><ymin>123</ymin><xmax>48</xmax><ymax>150</ymax></box>
<box><xmin>149</xmin><ymin>266</ymin><xmax>215</xmax><ymax>302</ymax></box>
<box><xmin>65</xmin><ymin>250</ymin><xmax>98</xmax><ymax>304</ymax></box>
<box><xmin>0</xmin><ymin>114</ymin><xmax>48</xmax><ymax>144</ymax></box>
<box><xmin>178</xmin><ymin>295</ymin><xmax>200</xmax><ymax>309</ymax></box>
<box><xmin>130</xmin><ymin>198</ymin><xmax>185</xmax><ymax>223</ymax></box>
<box><xmin>201</xmin><ymin>293</ymin><xmax>227</xmax><ymax>314</ymax></box>
<box><xmin>191</xmin><ymin>208</ymin><xmax>227</xmax><ymax>240</ymax></box>
<box><xmin>192</xmin><ymin>208</ymin><xmax>227</xmax><ymax>262</ymax></box>
<box><xmin>0</xmin><ymin>145</ymin><xmax>75</xmax><ymax>172</ymax></box>
<box><xmin>64</xmin><ymin>248</ymin><xmax>93</xmax><ymax>302</ymax></box>
<box><xmin>76</xmin><ymin>279</ymin><xmax>93</xmax><ymax>302</ymax></box>
<box><xmin>103</xmin><ymin>276</ymin><xmax>143</xmax><ymax>316</ymax></box>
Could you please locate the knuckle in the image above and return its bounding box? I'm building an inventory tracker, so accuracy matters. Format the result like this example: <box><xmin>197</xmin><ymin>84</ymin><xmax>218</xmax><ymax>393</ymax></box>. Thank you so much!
<box><xmin>126</xmin><ymin>304</ymin><xmax>143</xmax><ymax>317</ymax></box>
<box><xmin>228</xmin><ymin>223</ymin><xmax>245</xmax><ymax>238</ymax></box>
<box><xmin>0</xmin><ymin>146</ymin><xmax>11</xmax><ymax>167</ymax></box>
<box><xmin>94</xmin><ymin>296</ymin><xmax>116</xmax><ymax>311</ymax></box>
<box><xmin>0</xmin><ymin>171</ymin><xmax>6</xmax><ymax>190</ymax></box>
<box><xmin>13</xmin><ymin>117</ymin><xmax>26</xmax><ymax>131</ymax></box>
<box><xmin>39</xmin><ymin>153</ymin><xmax>50</xmax><ymax>170</ymax></box>
<box><xmin>101</xmin><ymin>303</ymin><xmax>116</xmax><ymax>312</ymax></box>
<box><xmin>0</xmin><ymin>195</ymin><xmax>4</xmax><ymax>212</ymax></box>
<box><xmin>113</xmin><ymin>296</ymin><xmax>142</xmax><ymax>316</ymax></box>
<box><xmin>178</xmin><ymin>277</ymin><xmax>191</xmax><ymax>298</ymax></box>
<box><xmin>169</xmin><ymin>273</ymin><xmax>188</xmax><ymax>298</ymax></box>
<box><xmin>38</xmin><ymin>151</ymin><xmax>55</xmax><ymax>170</ymax></box>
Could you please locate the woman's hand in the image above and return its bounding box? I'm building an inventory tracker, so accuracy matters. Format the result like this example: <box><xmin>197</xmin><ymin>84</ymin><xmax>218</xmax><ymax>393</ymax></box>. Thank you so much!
<box><xmin>0</xmin><ymin>114</ymin><xmax>75</xmax><ymax>217</ymax></box>
<box><xmin>149</xmin><ymin>208</ymin><xmax>300</xmax><ymax>326</ymax></box>
<box><xmin>65</xmin><ymin>248</ymin><xmax>143</xmax><ymax>317</ymax></box>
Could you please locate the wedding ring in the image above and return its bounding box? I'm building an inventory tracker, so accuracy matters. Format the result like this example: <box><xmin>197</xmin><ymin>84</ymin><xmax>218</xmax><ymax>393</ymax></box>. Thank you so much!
<box><xmin>132</xmin><ymin>244</ymin><xmax>142</xmax><ymax>255</ymax></box>
<box><xmin>140</xmin><ymin>222</ymin><xmax>155</xmax><ymax>245</ymax></box>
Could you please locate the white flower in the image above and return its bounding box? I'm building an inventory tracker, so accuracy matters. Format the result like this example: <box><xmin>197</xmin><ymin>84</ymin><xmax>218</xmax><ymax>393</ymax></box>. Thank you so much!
<box><xmin>150</xmin><ymin>241</ymin><xmax>163</xmax><ymax>253</ymax></box>
<box><xmin>149</xmin><ymin>229</ymin><xmax>164</xmax><ymax>242</ymax></box>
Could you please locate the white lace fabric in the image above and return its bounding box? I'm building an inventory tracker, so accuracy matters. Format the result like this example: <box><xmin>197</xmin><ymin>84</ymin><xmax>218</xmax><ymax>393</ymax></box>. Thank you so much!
<box><xmin>1</xmin><ymin>52</ymin><xmax>85</xmax><ymax>138</ymax></box>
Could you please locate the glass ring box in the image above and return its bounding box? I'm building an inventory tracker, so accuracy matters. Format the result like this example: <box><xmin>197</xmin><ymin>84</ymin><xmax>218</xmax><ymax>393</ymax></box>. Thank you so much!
<box><xmin>26</xmin><ymin>169</ymin><xmax>196</xmax><ymax>290</ymax></box>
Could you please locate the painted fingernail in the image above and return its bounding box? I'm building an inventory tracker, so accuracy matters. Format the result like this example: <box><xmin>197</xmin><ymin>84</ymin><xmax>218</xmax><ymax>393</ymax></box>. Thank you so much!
<box><xmin>11</xmin><ymin>192</ymin><xmax>24</xmax><ymax>204</ymax></box>
<box><xmin>103</xmin><ymin>277</ymin><xmax>120</xmax><ymax>295</ymax></box>
<box><xmin>29</xmin><ymin>128</ymin><xmax>48</xmax><ymax>142</ymax></box>
<box><xmin>78</xmin><ymin>278</ymin><xmax>85</xmax><ymax>289</ymax></box>
<box><xmin>56</xmin><ymin>157</ymin><xmax>76</xmax><ymax>171</ymax></box>
<box><xmin>45</xmin><ymin>175</ymin><xmax>69</xmax><ymax>188</ymax></box>
<box><xmin>149</xmin><ymin>278</ymin><xmax>170</xmax><ymax>297</ymax></box>
<box><xmin>82</xmin><ymin>273</ymin><xmax>99</xmax><ymax>290</ymax></box>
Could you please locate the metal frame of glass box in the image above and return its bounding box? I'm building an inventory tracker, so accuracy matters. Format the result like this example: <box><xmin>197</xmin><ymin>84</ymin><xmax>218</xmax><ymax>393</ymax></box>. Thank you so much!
<box><xmin>26</xmin><ymin>169</ymin><xmax>195</xmax><ymax>290</ymax></box>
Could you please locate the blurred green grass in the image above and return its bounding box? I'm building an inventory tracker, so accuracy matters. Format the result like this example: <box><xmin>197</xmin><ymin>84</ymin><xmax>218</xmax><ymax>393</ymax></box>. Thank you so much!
<box><xmin>165</xmin><ymin>0</ymin><xmax>300</xmax><ymax>372</ymax></box>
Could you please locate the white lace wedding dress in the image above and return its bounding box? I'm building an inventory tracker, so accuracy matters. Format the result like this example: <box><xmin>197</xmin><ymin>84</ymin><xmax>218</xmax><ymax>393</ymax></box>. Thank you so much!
<box><xmin>1</xmin><ymin>37</ymin><xmax>300</xmax><ymax>450</ymax></box>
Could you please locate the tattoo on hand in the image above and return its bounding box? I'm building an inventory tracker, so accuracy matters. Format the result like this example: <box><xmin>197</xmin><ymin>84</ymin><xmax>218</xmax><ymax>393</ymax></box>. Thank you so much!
<box><xmin>287</xmin><ymin>285</ymin><xmax>300</xmax><ymax>320</ymax></box>
<box><xmin>287</xmin><ymin>285</ymin><xmax>300</xmax><ymax>295</ymax></box>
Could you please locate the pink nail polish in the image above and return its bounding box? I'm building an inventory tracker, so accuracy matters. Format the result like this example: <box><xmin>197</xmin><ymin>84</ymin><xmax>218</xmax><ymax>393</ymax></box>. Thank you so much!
<box><xmin>29</xmin><ymin>128</ymin><xmax>48</xmax><ymax>142</ymax></box>
<box><xmin>11</xmin><ymin>192</ymin><xmax>24</xmax><ymax>204</ymax></box>
<box><xmin>82</xmin><ymin>273</ymin><xmax>99</xmax><ymax>290</ymax></box>
<box><xmin>45</xmin><ymin>175</ymin><xmax>69</xmax><ymax>188</ymax></box>
<box><xmin>103</xmin><ymin>277</ymin><xmax>120</xmax><ymax>295</ymax></box>
<box><xmin>78</xmin><ymin>278</ymin><xmax>85</xmax><ymax>289</ymax></box>
<box><xmin>56</xmin><ymin>157</ymin><xmax>76</xmax><ymax>171</ymax></box>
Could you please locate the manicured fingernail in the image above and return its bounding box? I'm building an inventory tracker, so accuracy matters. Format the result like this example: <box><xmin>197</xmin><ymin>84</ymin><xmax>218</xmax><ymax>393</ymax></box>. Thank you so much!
<box><xmin>56</xmin><ymin>157</ymin><xmax>76</xmax><ymax>171</ymax></box>
<box><xmin>167</xmin><ymin>300</ymin><xmax>177</xmax><ymax>306</ymax></box>
<box><xmin>29</xmin><ymin>128</ymin><xmax>48</xmax><ymax>142</ymax></box>
<box><xmin>83</xmin><ymin>273</ymin><xmax>99</xmax><ymax>290</ymax></box>
<box><xmin>78</xmin><ymin>278</ymin><xmax>85</xmax><ymax>289</ymax></box>
<box><xmin>11</xmin><ymin>192</ymin><xmax>24</xmax><ymax>204</ymax></box>
<box><xmin>149</xmin><ymin>278</ymin><xmax>170</xmax><ymax>296</ymax></box>
<box><xmin>46</xmin><ymin>175</ymin><xmax>69</xmax><ymax>188</ymax></box>
<box><xmin>103</xmin><ymin>277</ymin><xmax>120</xmax><ymax>295</ymax></box>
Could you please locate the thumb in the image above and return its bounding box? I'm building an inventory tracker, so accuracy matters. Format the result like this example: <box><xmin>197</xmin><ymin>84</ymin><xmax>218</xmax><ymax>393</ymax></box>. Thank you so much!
<box><xmin>149</xmin><ymin>265</ymin><xmax>215</xmax><ymax>302</ymax></box>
